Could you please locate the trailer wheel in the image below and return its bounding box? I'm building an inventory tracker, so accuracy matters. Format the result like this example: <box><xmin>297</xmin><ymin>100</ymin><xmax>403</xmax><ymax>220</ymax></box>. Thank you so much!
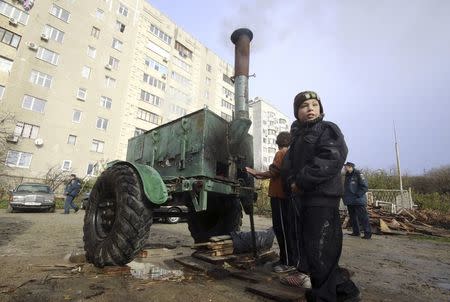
<box><xmin>187</xmin><ymin>195</ymin><xmax>242</xmax><ymax>243</ymax></box>
<box><xmin>83</xmin><ymin>164</ymin><xmax>153</xmax><ymax>267</ymax></box>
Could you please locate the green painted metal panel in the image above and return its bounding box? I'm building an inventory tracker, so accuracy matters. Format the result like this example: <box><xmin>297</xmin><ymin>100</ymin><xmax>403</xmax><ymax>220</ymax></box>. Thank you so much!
<box><xmin>111</xmin><ymin>161</ymin><xmax>168</xmax><ymax>205</ymax></box>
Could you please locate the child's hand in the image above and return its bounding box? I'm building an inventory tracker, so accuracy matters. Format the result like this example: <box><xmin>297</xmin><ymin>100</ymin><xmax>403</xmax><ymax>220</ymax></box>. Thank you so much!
<box><xmin>291</xmin><ymin>183</ymin><xmax>300</xmax><ymax>193</ymax></box>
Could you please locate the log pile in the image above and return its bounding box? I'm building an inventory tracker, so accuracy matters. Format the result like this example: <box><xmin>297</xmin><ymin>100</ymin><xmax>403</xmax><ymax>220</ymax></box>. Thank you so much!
<box><xmin>192</xmin><ymin>235</ymin><xmax>234</xmax><ymax>257</ymax></box>
<box><xmin>342</xmin><ymin>206</ymin><xmax>450</xmax><ymax>238</ymax></box>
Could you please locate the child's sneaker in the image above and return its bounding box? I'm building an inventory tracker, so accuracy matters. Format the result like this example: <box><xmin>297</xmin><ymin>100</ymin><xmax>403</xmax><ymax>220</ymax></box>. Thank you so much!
<box><xmin>273</xmin><ymin>264</ymin><xmax>297</xmax><ymax>273</ymax></box>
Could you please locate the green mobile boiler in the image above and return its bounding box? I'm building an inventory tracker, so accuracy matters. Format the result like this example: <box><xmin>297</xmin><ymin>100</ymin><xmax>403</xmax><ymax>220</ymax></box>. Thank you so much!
<box><xmin>83</xmin><ymin>29</ymin><xmax>256</xmax><ymax>267</ymax></box>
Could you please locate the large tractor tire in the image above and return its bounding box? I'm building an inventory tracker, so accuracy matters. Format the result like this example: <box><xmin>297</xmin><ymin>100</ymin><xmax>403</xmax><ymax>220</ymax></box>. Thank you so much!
<box><xmin>187</xmin><ymin>195</ymin><xmax>242</xmax><ymax>243</ymax></box>
<box><xmin>83</xmin><ymin>164</ymin><xmax>153</xmax><ymax>267</ymax></box>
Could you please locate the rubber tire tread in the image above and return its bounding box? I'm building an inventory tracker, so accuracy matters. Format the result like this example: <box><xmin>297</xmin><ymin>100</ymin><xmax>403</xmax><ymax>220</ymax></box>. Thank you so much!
<box><xmin>83</xmin><ymin>164</ymin><xmax>153</xmax><ymax>267</ymax></box>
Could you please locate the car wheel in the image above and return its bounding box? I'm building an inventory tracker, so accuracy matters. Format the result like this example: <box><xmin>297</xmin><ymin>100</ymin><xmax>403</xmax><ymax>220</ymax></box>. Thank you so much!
<box><xmin>7</xmin><ymin>204</ymin><xmax>15</xmax><ymax>213</ymax></box>
<box><xmin>48</xmin><ymin>206</ymin><xmax>55</xmax><ymax>213</ymax></box>
<box><xmin>83</xmin><ymin>164</ymin><xmax>153</xmax><ymax>267</ymax></box>
<box><xmin>166</xmin><ymin>207</ymin><xmax>181</xmax><ymax>224</ymax></box>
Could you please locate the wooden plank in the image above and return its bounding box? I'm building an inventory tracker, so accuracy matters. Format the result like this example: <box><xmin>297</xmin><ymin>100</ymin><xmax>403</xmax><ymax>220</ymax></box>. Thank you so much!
<box><xmin>174</xmin><ymin>256</ymin><xmax>217</xmax><ymax>273</ymax></box>
<box><xmin>209</xmin><ymin>235</ymin><xmax>232</xmax><ymax>242</ymax></box>
<box><xmin>245</xmin><ymin>283</ymin><xmax>305</xmax><ymax>302</ymax></box>
<box><xmin>192</xmin><ymin>251</ymin><xmax>236</xmax><ymax>264</ymax></box>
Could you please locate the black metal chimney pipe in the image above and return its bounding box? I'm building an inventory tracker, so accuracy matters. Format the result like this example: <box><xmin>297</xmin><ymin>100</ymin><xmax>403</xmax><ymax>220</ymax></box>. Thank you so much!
<box><xmin>231</xmin><ymin>28</ymin><xmax>253</xmax><ymax>120</ymax></box>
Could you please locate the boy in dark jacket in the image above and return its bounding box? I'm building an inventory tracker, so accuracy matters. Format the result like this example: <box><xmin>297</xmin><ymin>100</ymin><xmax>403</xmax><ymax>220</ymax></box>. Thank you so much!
<box><xmin>63</xmin><ymin>174</ymin><xmax>81</xmax><ymax>214</ymax></box>
<box><xmin>343</xmin><ymin>162</ymin><xmax>371</xmax><ymax>239</ymax></box>
<box><xmin>285</xmin><ymin>91</ymin><xmax>360</xmax><ymax>302</ymax></box>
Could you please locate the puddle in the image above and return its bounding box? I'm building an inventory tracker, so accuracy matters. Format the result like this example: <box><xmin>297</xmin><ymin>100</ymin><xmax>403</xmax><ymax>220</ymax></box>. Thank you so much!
<box><xmin>127</xmin><ymin>261</ymin><xmax>184</xmax><ymax>281</ymax></box>
<box><xmin>436</xmin><ymin>282</ymin><xmax>450</xmax><ymax>291</ymax></box>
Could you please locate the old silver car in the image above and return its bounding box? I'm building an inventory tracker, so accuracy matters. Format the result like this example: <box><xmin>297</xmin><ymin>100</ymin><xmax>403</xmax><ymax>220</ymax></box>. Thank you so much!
<box><xmin>8</xmin><ymin>183</ymin><xmax>55</xmax><ymax>213</ymax></box>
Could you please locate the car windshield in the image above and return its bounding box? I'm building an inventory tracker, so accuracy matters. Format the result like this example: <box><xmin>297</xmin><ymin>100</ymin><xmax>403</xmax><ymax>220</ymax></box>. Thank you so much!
<box><xmin>16</xmin><ymin>185</ymin><xmax>52</xmax><ymax>193</ymax></box>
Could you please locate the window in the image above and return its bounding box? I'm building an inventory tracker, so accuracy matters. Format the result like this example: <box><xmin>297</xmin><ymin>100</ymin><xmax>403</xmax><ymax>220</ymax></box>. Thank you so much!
<box><xmin>205</xmin><ymin>77</ymin><xmax>211</xmax><ymax>86</ymax></box>
<box><xmin>206</xmin><ymin>64</ymin><xmax>212</xmax><ymax>72</ymax></box>
<box><xmin>137</xmin><ymin>108</ymin><xmax>162</xmax><ymax>125</ymax></box>
<box><xmin>5</xmin><ymin>150</ymin><xmax>32</xmax><ymax>168</ymax></box>
<box><xmin>115</xmin><ymin>20</ymin><xmax>125</xmax><ymax>33</ymax></box>
<box><xmin>91</xmin><ymin>26</ymin><xmax>100</xmax><ymax>39</ymax></box>
<box><xmin>108</xmin><ymin>56</ymin><xmax>119</xmax><ymax>70</ymax></box>
<box><xmin>134</xmin><ymin>127</ymin><xmax>145</xmax><ymax>137</ymax></box>
<box><xmin>81</xmin><ymin>66</ymin><xmax>91</xmax><ymax>78</ymax></box>
<box><xmin>72</xmin><ymin>110</ymin><xmax>82</xmax><ymax>123</ymax></box>
<box><xmin>87</xmin><ymin>46</ymin><xmax>96</xmax><ymax>58</ymax></box>
<box><xmin>14</xmin><ymin>122</ymin><xmax>39</xmax><ymax>139</ymax></box>
<box><xmin>0</xmin><ymin>1</ymin><xmax>29</xmax><ymax>25</ymax></box>
<box><xmin>223</xmin><ymin>87</ymin><xmax>234</xmax><ymax>99</ymax></box>
<box><xmin>50</xmin><ymin>4</ymin><xmax>70</xmax><ymax>22</ymax></box>
<box><xmin>0</xmin><ymin>56</ymin><xmax>13</xmax><ymax>73</ymax></box>
<box><xmin>221</xmin><ymin>112</ymin><xmax>232</xmax><ymax>122</ymax></box>
<box><xmin>36</xmin><ymin>47</ymin><xmax>59</xmax><ymax>65</ymax></box>
<box><xmin>105</xmin><ymin>76</ymin><xmax>116</xmax><ymax>88</ymax></box>
<box><xmin>96</xmin><ymin>8</ymin><xmax>104</xmax><ymax>20</ymax></box>
<box><xmin>204</xmin><ymin>91</ymin><xmax>209</xmax><ymax>99</ymax></box>
<box><xmin>100</xmin><ymin>96</ymin><xmax>112</xmax><ymax>109</ymax></box>
<box><xmin>143</xmin><ymin>73</ymin><xmax>165</xmax><ymax>90</ymax></box>
<box><xmin>174</xmin><ymin>41</ymin><xmax>192</xmax><ymax>59</ymax></box>
<box><xmin>61</xmin><ymin>160</ymin><xmax>72</xmax><ymax>171</ymax></box>
<box><xmin>86</xmin><ymin>163</ymin><xmax>99</xmax><ymax>176</ymax></box>
<box><xmin>167</xmin><ymin>86</ymin><xmax>191</xmax><ymax>104</ymax></box>
<box><xmin>118</xmin><ymin>4</ymin><xmax>128</xmax><ymax>16</ymax></box>
<box><xmin>223</xmin><ymin>74</ymin><xmax>233</xmax><ymax>86</ymax></box>
<box><xmin>147</xmin><ymin>40</ymin><xmax>170</xmax><ymax>58</ymax></box>
<box><xmin>96</xmin><ymin>117</ymin><xmax>108</xmax><ymax>130</ymax></box>
<box><xmin>149</xmin><ymin>24</ymin><xmax>172</xmax><ymax>45</ymax></box>
<box><xmin>77</xmin><ymin>88</ymin><xmax>87</xmax><ymax>100</ymax></box>
<box><xmin>0</xmin><ymin>84</ymin><xmax>4</xmax><ymax>100</ymax></box>
<box><xmin>29</xmin><ymin>70</ymin><xmax>52</xmax><ymax>88</ymax></box>
<box><xmin>42</xmin><ymin>24</ymin><xmax>64</xmax><ymax>43</ymax></box>
<box><xmin>144</xmin><ymin>56</ymin><xmax>167</xmax><ymax>75</ymax></box>
<box><xmin>112</xmin><ymin>38</ymin><xmax>123</xmax><ymax>51</ymax></box>
<box><xmin>0</xmin><ymin>27</ymin><xmax>21</xmax><ymax>48</ymax></box>
<box><xmin>140</xmin><ymin>89</ymin><xmax>161</xmax><ymax>106</ymax></box>
<box><xmin>22</xmin><ymin>95</ymin><xmax>46</xmax><ymax>113</ymax></box>
<box><xmin>67</xmin><ymin>134</ymin><xmax>77</xmax><ymax>145</ymax></box>
<box><xmin>169</xmin><ymin>103</ymin><xmax>186</xmax><ymax>117</ymax></box>
<box><xmin>170</xmin><ymin>71</ymin><xmax>190</xmax><ymax>87</ymax></box>
<box><xmin>91</xmin><ymin>139</ymin><xmax>104</xmax><ymax>153</ymax></box>
<box><xmin>221</xmin><ymin>99</ymin><xmax>234</xmax><ymax>110</ymax></box>
<box><xmin>172</xmin><ymin>56</ymin><xmax>191</xmax><ymax>73</ymax></box>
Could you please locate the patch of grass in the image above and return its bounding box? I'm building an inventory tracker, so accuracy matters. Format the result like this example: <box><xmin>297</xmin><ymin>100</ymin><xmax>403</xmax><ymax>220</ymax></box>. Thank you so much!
<box><xmin>0</xmin><ymin>199</ymin><xmax>8</xmax><ymax>209</ymax></box>
<box><xmin>408</xmin><ymin>234</ymin><xmax>450</xmax><ymax>244</ymax></box>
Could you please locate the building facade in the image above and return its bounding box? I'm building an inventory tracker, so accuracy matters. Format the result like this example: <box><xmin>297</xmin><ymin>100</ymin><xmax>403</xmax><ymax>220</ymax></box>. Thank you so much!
<box><xmin>0</xmin><ymin>0</ymin><xmax>236</xmax><ymax>181</ymax></box>
<box><xmin>249</xmin><ymin>97</ymin><xmax>290</xmax><ymax>171</ymax></box>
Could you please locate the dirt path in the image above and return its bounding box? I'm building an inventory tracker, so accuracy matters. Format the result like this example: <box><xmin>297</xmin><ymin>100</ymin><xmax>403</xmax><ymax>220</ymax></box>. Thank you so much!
<box><xmin>0</xmin><ymin>210</ymin><xmax>449</xmax><ymax>302</ymax></box>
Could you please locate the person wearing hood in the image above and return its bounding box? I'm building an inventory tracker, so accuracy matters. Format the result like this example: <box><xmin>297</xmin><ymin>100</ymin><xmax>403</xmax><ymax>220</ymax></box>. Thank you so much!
<box><xmin>343</xmin><ymin>162</ymin><xmax>371</xmax><ymax>239</ymax></box>
<box><xmin>283</xmin><ymin>91</ymin><xmax>360</xmax><ymax>302</ymax></box>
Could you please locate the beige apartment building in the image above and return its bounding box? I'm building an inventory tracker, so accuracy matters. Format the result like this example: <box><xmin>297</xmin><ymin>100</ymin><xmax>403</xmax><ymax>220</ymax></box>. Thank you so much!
<box><xmin>0</xmin><ymin>0</ymin><xmax>236</xmax><ymax>182</ymax></box>
<box><xmin>249</xmin><ymin>97</ymin><xmax>290</xmax><ymax>171</ymax></box>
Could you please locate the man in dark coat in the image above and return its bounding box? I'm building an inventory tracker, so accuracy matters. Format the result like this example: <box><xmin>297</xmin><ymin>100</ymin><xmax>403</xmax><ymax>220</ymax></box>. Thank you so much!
<box><xmin>343</xmin><ymin>162</ymin><xmax>371</xmax><ymax>239</ymax></box>
<box><xmin>284</xmin><ymin>91</ymin><xmax>360</xmax><ymax>302</ymax></box>
<box><xmin>63</xmin><ymin>174</ymin><xmax>81</xmax><ymax>214</ymax></box>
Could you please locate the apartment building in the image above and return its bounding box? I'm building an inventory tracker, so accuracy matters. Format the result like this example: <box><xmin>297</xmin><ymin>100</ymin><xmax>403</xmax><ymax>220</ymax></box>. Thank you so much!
<box><xmin>0</xmin><ymin>0</ymin><xmax>235</xmax><ymax>181</ymax></box>
<box><xmin>249</xmin><ymin>97</ymin><xmax>290</xmax><ymax>171</ymax></box>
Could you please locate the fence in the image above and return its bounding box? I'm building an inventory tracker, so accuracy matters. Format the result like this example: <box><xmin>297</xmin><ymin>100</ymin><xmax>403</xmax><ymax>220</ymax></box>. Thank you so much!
<box><xmin>367</xmin><ymin>188</ymin><xmax>414</xmax><ymax>213</ymax></box>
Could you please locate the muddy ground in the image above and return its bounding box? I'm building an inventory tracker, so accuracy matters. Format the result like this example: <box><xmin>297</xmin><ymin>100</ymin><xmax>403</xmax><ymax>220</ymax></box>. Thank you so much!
<box><xmin>0</xmin><ymin>209</ymin><xmax>449</xmax><ymax>302</ymax></box>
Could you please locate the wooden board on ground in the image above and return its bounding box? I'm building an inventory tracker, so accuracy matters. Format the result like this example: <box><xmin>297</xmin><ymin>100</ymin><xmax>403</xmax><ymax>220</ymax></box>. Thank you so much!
<box><xmin>174</xmin><ymin>256</ymin><xmax>217</xmax><ymax>273</ymax></box>
<box><xmin>245</xmin><ymin>283</ymin><xmax>305</xmax><ymax>302</ymax></box>
<box><xmin>209</xmin><ymin>235</ymin><xmax>232</xmax><ymax>242</ymax></box>
<box><xmin>227</xmin><ymin>267</ymin><xmax>274</xmax><ymax>284</ymax></box>
<box><xmin>192</xmin><ymin>250</ymin><xmax>237</xmax><ymax>264</ymax></box>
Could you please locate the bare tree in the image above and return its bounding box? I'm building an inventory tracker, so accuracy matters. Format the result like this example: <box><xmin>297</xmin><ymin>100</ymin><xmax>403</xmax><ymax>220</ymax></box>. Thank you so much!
<box><xmin>0</xmin><ymin>112</ymin><xmax>15</xmax><ymax>173</ymax></box>
<box><xmin>44</xmin><ymin>165</ymin><xmax>71</xmax><ymax>192</ymax></box>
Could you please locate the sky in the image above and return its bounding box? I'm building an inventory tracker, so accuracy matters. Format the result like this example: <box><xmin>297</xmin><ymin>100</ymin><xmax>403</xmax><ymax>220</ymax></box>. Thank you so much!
<box><xmin>146</xmin><ymin>0</ymin><xmax>450</xmax><ymax>175</ymax></box>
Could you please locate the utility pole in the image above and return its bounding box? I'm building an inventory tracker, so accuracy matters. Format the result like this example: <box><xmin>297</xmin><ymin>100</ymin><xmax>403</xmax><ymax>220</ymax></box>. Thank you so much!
<box><xmin>393</xmin><ymin>121</ymin><xmax>403</xmax><ymax>191</ymax></box>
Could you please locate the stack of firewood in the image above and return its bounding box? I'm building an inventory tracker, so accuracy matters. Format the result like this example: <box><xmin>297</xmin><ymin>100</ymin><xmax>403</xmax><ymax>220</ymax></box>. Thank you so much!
<box><xmin>193</xmin><ymin>235</ymin><xmax>234</xmax><ymax>257</ymax></box>
<box><xmin>342</xmin><ymin>206</ymin><xmax>450</xmax><ymax>238</ymax></box>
